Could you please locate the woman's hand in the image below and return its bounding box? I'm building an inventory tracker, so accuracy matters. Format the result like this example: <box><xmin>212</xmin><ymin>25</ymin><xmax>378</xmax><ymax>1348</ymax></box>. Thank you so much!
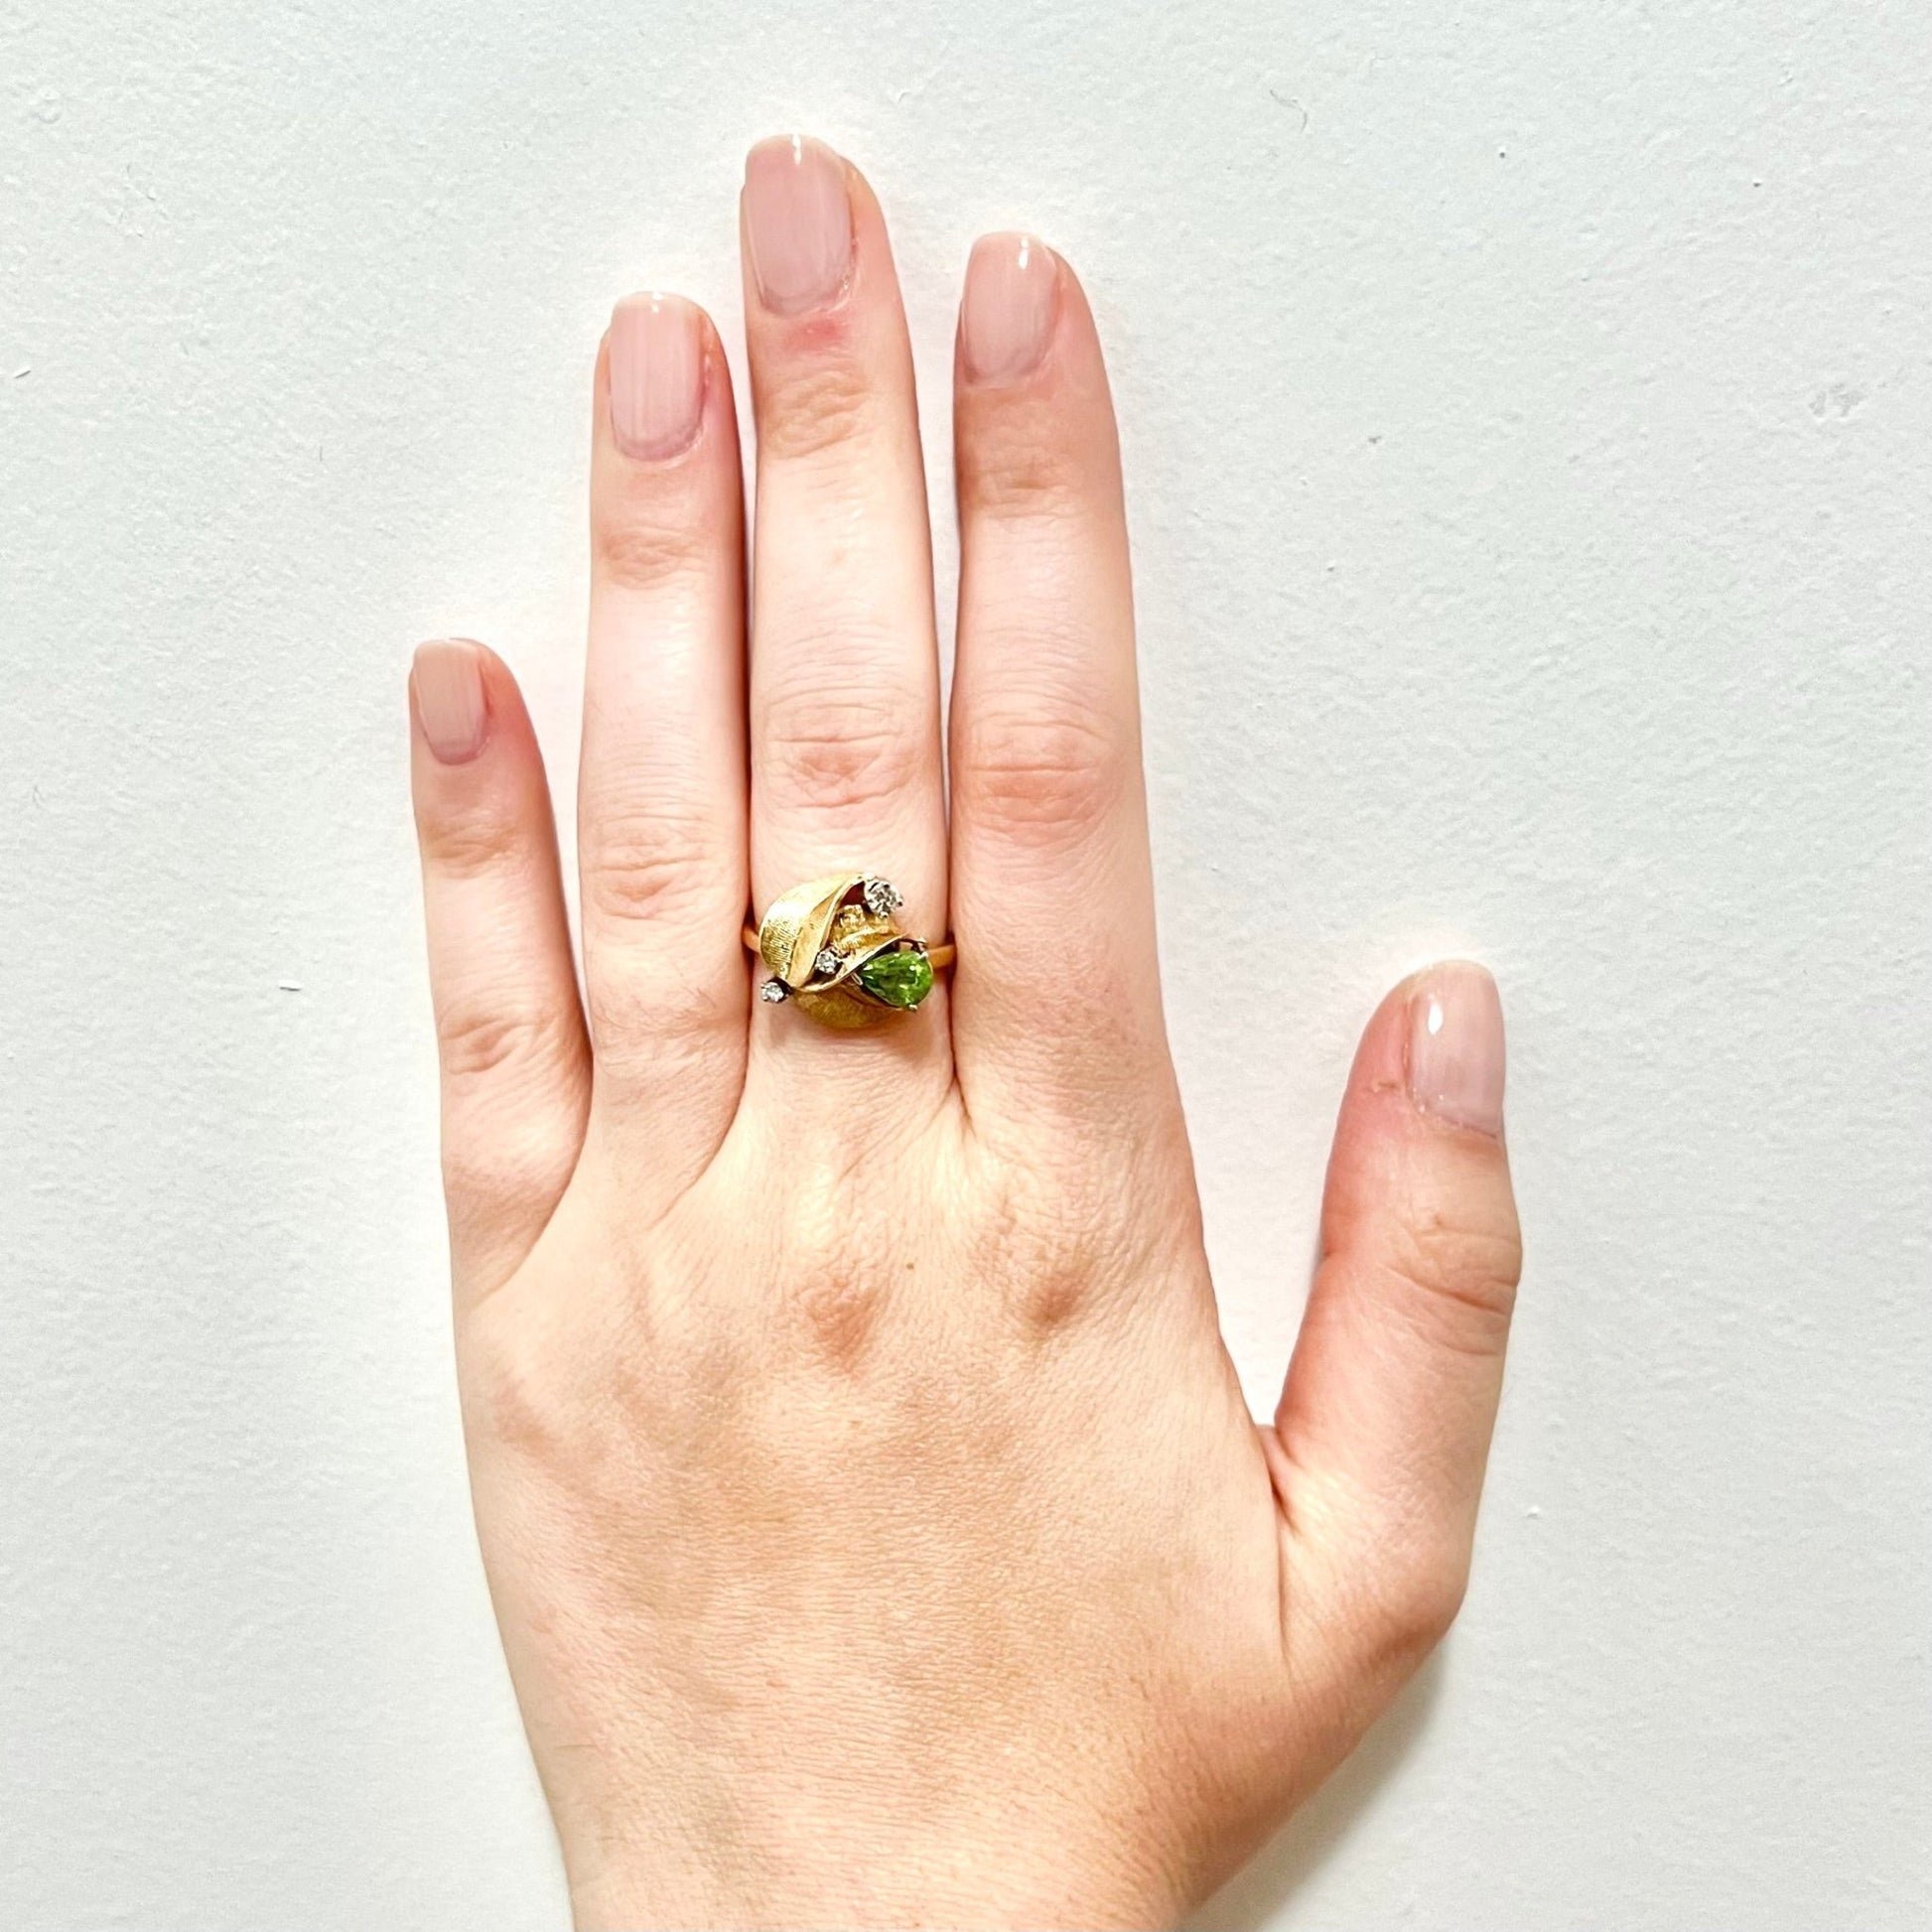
<box><xmin>408</xmin><ymin>136</ymin><xmax>1521</xmax><ymax>1931</ymax></box>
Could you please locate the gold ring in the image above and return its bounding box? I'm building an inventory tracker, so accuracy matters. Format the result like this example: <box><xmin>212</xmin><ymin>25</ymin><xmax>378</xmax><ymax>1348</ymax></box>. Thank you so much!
<box><xmin>745</xmin><ymin>873</ymin><xmax>953</xmax><ymax>1029</ymax></box>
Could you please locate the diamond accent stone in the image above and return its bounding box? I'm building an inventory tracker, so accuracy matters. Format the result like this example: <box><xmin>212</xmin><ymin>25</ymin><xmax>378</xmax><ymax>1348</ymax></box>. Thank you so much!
<box><xmin>861</xmin><ymin>876</ymin><xmax>902</xmax><ymax>917</ymax></box>
<box><xmin>759</xmin><ymin>977</ymin><xmax>790</xmax><ymax>1004</ymax></box>
<box><xmin>814</xmin><ymin>947</ymin><xmax>843</xmax><ymax>977</ymax></box>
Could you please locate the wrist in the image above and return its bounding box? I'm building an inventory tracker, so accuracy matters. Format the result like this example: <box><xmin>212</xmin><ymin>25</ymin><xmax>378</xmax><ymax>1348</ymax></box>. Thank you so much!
<box><xmin>561</xmin><ymin>1807</ymin><xmax>1186</xmax><ymax>1931</ymax></box>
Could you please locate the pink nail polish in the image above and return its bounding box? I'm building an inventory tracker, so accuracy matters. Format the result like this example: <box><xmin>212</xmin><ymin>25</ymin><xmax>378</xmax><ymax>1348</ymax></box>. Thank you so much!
<box><xmin>960</xmin><ymin>232</ymin><xmax>1057</xmax><ymax>384</ymax></box>
<box><xmin>1408</xmin><ymin>962</ymin><xmax>1507</xmax><ymax>1136</ymax></box>
<box><xmin>743</xmin><ymin>134</ymin><xmax>853</xmax><ymax>315</ymax></box>
<box><xmin>609</xmin><ymin>293</ymin><xmax>704</xmax><ymax>461</ymax></box>
<box><xmin>412</xmin><ymin>639</ymin><xmax>487</xmax><ymax>763</ymax></box>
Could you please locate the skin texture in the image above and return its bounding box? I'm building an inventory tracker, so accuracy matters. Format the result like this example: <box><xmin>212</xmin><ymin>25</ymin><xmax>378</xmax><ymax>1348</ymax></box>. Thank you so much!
<box><xmin>408</xmin><ymin>138</ymin><xmax>1523</xmax><ymax>1931</ymax></box>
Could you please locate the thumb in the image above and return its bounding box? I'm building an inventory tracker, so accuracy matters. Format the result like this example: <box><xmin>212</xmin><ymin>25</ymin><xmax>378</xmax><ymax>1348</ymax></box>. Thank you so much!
<box><xmin>1271</xmin><ymin>961</ymin><xmax>1523</xmax><ymax>1686</ymax></box>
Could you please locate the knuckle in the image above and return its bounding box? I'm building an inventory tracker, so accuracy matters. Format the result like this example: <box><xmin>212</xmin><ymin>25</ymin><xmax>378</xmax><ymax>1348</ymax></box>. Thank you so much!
<box><xmin>957</xmin><ymin>703</ymin><xmax>1125</xmax><ymax>844</ymax></box>
<box><xmin>592</xmin><ymin>493</ymin><xmax>713</xmax><ymax>594</ymax></box>
<box><xmin>420</xmin><ymin>804</ymin><xmax>525</xmax><ymax>882</ymax></box>
<box><xmin>756</xmin><ymin>355</ymin><xmax>879</xmax><ymax>465</ymax></box>
<box><xmin>437</xmin><ymin>996</ymin><xmax>576</xmax><ymax>1086</ymax></box>
<box><xmin>759</xmin><ymin>681</ymin><xmax>926</xmax><ymax>816</ymax></box>
<box><xmin>787</xmin><ymin>1258</ymin><xmax>888</xmax><ymax>1367</ymax></box>
<box><xmin>1380</xmin><ymin>1205</ymin><xmax>1522</xmax><ymax>1354</ymax></box>
<box><xmin>1009</xmin><ymin>1221</ymin><xmax>1112</xmax><ymax>1331</ymax></box>
<box><xmin>773</xmin><ymin>1218</ymin><xmax>891</xmax><ymax>1370</ymax></box>
<box><xmin>758</xmin><ymin>1151</ymin><xmax>945</xmax><ymax>1369</ymax></box>
<box><xmin>582</xmin><ymin>808</ymin><xmax>724</xmax><ymax>929</ymax></box>
<box><xmin>959</xmin><ymin>420</ymin><xmax>1093</xmax><ymax>523</ymax></box>
<box><xmin>458</xmin><ymin>1321</ymin><xmax>570</xmax><ymax>1465</ymax></box>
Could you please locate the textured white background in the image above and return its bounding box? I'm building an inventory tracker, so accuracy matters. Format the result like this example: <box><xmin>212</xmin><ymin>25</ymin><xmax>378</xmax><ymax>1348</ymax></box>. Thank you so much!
<box><xmin>3</xmin><ymin>1</ymin><xmax>1928</xmax><ymax>1926</ymax></box>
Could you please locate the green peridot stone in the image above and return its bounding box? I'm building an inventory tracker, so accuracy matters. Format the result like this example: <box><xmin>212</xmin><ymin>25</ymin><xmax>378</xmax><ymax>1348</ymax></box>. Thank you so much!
<box><xmin>855</xmin><ymin>945</ymin><xmax>934</xmax><ymax>1010</ymax></box>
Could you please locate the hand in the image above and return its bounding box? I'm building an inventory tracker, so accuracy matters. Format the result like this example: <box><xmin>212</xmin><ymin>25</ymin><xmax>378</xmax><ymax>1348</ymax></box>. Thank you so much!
<box><xmin>407</xmin><ymin>135</ymin><xmax>1522</xmax><ymax>1931</ymax></box>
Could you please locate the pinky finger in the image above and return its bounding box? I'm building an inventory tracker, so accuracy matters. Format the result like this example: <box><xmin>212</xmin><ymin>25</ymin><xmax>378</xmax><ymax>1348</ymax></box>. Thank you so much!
<box><xmin>409</xmin><ymin>639</ymin><xmax>590</xmax><ymax>1301</ymax></box>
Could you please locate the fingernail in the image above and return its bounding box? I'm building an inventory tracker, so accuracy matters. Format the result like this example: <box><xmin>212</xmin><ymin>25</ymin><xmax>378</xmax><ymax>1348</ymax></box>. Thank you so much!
<box><xmin>960</xmin><ymin>232</ymin><xmax>1057</xmax><ymax>384</ymax></box>
<box><xmin>743</xmin><ymin>134</ymin><xmax>852</xmax><ymax>314</ymax></box>
<box><xmin>608</xmin><ymin>293</ymin><xmax>704</xmax><ymax>461</ymax></box>
<box><xmin>412</xmin><ymin>639</ymin><xmax>487</xmax><ymax>763</ymax></box>
<box><xmin>1408</xmin><ymin>962</ymin><xmax>1506</xmax><ymax>1136</ymax></box>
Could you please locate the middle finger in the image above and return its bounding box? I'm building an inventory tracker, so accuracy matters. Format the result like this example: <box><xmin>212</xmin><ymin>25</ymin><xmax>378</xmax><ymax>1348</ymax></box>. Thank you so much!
<box><xmin>739</xmin><ymin>136</ymin><xmax>951</xmax><ymax>1091</ymax></box>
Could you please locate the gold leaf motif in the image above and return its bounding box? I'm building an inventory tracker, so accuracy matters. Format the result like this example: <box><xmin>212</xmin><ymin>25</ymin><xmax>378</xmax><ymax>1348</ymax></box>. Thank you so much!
<box><xmin>756</xmin><ymin>874</ymin><xmax>921</xmax><ymax>1028</ymax></box>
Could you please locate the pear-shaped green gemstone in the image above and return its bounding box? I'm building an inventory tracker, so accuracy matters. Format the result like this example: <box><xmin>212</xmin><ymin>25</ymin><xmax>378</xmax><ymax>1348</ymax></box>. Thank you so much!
<box><xmin>855</xmin><ymin>945</ymin><xmax>934</xmax><ymax>1010</ymax></box>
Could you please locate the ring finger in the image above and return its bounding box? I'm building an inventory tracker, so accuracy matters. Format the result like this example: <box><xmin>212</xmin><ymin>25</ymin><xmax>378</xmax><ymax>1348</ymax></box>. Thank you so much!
<box><xmin>738</xmin><ymin>135</ymin><xmax>950</xmax><ymax>1094</ymax></box>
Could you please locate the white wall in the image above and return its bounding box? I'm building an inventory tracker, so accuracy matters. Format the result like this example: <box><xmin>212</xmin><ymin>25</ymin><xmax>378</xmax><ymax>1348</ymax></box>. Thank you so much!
<box><xmin>4</xmin><ymin>3</ymin><xmax>1927</xmax><ymax>1926</ymax></box>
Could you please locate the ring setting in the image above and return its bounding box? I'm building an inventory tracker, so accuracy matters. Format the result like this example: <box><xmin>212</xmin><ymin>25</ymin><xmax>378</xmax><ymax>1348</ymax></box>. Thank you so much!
<box><xmin>746</xmin><ymin>873</ymin><xmax>953</xmax><ymax>1029</ymax></box>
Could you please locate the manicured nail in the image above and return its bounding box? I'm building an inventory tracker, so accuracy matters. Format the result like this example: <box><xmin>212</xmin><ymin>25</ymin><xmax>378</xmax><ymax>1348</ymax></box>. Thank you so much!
<box><xmin>609</xmin><ymin>293</ymin><xmax>704</xmax><ymax>461</ymax></box>
<box><xmin>1408</xmin><ymin>962</ymin><xmax>1506</xmax><ymax>1136</ymax></box>
<box><xmin>743</xmin><ymin>134</ymin><xmax>852</xmax><ymax>314</ymax></box>
<box><xmin>960</xmin><ymin>232</ymin><xmax>1057</xmax><ymax>384</ymax></box>
<box><xmin>412</xmin><ymin>639</ymin><xmax>486</xmax><ymax>763</ymax></box>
